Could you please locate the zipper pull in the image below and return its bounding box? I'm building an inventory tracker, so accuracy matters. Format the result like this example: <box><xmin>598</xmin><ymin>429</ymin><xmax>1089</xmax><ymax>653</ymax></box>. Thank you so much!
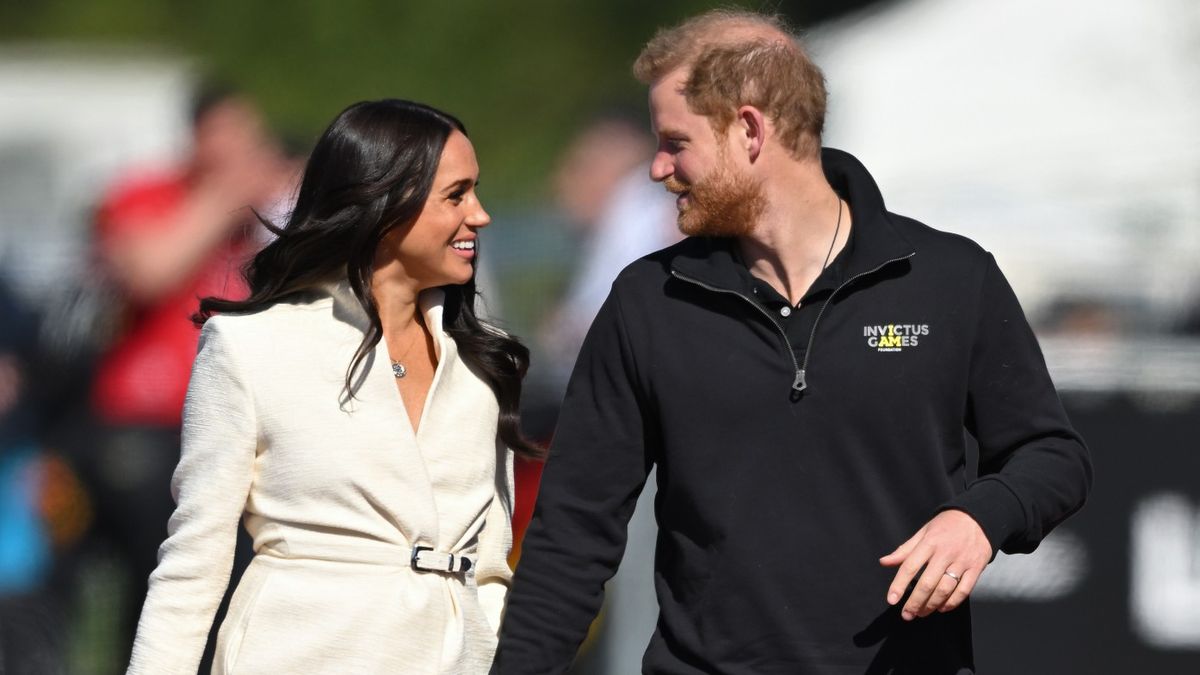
<box><xmin>792</xmin><ymin>369</ymin><xmax>807</xmax><ymax>392</ymax></box>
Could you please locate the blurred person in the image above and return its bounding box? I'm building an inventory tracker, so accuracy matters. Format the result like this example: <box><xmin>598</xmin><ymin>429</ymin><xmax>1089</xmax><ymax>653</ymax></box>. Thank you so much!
<box><xmin>534</xmin><ymin>111</ymin><xmax>678</xmax><ymax>674</ymax></box>
<box><xmin>0</xmin><ymin>277</ymin><xmax>66</xmax><ymax>674</ymax></box>
<box><xmin>539</xmin><ymin>111</ymin><xmax>679</xmax><ymax>392</ymax></box>
<box><xmin>127</xmin><ymin>99</ymin><xmax>541</xmax><ymax>674</ymax></box>
<box><xmin>495</xmin><ymin>9</ymin><xmax>1092</xmax><ymax>675</ymax></box>
<box><xmin>252</xmin><ymin>133</ymin><xmax>310</xmax><ymax>246</ymax></box>
<box><xmin>81</xmin><ymin>83</ymin><xmax>287</xmax><ymax>660</ymax></box>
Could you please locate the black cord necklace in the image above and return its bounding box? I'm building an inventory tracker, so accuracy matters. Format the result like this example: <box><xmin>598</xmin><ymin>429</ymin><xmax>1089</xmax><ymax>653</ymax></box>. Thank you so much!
<box><xmin>820</xmin><ymin>195</ymin><xmax>843</xmax><ymax>272</ymax></box>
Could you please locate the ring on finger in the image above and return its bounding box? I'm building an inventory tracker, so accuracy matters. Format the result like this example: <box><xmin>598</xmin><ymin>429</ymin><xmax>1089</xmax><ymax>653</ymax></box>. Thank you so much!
<box><xmin>943</xmin><ymin>570</ymin><xmax>961</xmax><ymax>582</ymax></box>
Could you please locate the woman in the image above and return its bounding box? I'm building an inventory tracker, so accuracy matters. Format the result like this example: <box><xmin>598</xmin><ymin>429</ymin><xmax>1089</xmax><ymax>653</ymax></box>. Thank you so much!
<box><xmin>127</xmin><ymin>99</ymin><xmax>541</xmax><ymax>674</ymax></box>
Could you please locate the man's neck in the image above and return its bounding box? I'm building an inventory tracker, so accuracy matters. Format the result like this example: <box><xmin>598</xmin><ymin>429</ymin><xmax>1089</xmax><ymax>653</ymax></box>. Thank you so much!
<box><xmin>736</xmin><ymin>160</ymin><xmax>851</xmax><ymax>306</ymax></box>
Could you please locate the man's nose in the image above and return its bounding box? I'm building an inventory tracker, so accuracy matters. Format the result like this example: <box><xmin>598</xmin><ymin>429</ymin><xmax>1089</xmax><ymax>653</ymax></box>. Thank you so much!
<box><xmin>649</xmin><ymin>152</ymin><xmax>673</xmax><ymax>182</ymax></box>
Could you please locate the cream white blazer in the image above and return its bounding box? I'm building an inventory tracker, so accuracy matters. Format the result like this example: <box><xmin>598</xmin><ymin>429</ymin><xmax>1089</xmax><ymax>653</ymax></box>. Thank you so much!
<box><xmin>127</xmin><ymin>282</ymin><xmax>514</xmax><ymax>674</ymax></box>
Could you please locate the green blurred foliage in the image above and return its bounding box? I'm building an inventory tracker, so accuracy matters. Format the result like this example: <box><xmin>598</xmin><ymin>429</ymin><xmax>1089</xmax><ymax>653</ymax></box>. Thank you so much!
<box><xmin>0</xmin><ymin>0</ymin><xmax>878</xmax><ymax>204</ymax></box>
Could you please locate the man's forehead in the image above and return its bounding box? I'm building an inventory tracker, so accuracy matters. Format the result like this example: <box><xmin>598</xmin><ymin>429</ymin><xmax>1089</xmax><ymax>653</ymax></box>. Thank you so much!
<box><xmin>648</xmin><ymin>68</ymin><xmax>688</xmax><ymax>107</ymax></box>
<box><xmin>647</xmin><ymin>70</ymin><xmax>696</xmax><ymax>136</ymax></box>
<box><xmin>648</xmin><ymin>96</ymin><xmax>680</xmax><ymax>131</ymax></box>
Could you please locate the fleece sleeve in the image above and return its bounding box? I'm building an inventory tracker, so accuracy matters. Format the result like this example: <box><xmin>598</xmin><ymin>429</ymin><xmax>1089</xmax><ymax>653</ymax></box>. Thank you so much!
<box><xmin>475</xmin><ymin>441</ymin><xmax>515</xmax><ymax>634</ymax></box>
<box><xmin>492</xmin><ymin>288</ymin><xmax>654</xmax><ymax>675</ymax></box>
<box><xmin>943</xmin><ymin>254</ymin><xmax>1093</xmax><ymax>555</ymax></box>
<box><xmin>127</xmin><ymin>318</ymin><xmax>258</xmax><ymax>674</ymax></box>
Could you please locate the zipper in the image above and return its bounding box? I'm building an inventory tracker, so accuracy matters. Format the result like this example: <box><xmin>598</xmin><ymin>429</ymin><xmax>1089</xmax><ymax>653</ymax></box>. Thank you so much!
<box><xmin>670</xmin><ymin>269</ymin><xmax>804</xmax><ymax>391</ymax></box>
<box><xmin>797</xmin><ymin>252</ymin><xmax>916</xmax><ymax>391</ymax></box>
<box><xmin>671</xmin><ymin>251</ymin><xmax>915</xmax><ymax>394</ymax></box>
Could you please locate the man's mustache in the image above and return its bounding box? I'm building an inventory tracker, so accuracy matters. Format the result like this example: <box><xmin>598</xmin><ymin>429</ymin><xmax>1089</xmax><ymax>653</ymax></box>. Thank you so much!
<box><xmin>663</xmin><ymin>176</ymin><xmax>689</xmax><ymax>195</ymax></box>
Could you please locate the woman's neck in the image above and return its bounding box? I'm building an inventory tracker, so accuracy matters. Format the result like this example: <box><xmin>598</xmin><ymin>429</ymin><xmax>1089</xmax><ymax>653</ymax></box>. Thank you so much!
<box><xmin>370</xmin><ymin>270</ymin><xmax>423</xmax><ymax>336</ymax></box>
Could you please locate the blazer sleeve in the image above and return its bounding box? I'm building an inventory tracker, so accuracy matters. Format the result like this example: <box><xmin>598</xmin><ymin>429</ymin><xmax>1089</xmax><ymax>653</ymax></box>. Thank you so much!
<box><xmin>943</xmin><ymin>254</ymin><xmax>1093</xmax><ymax>555</ymax></box>
<box><xmin>475</xmin><ymin>440</ymin><xmax>515</xmax><ymax>634</ymax></box>
<box><xmin>127</xmin><ymin>318</ymin><xmax>258</xmax><ymax>674</ymax></box>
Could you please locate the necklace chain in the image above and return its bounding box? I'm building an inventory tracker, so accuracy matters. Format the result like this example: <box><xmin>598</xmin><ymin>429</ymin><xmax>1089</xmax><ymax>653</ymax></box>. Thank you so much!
<box><xmin>390</xmin><ymin>318</ymin><xmax>425</xmax><ymax>379</ymax></box>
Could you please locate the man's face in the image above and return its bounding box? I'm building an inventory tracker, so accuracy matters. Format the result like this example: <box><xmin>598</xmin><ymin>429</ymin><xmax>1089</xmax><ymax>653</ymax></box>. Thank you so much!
<box><xmin>648</xmin><ymin>69</ymin><xmax>765</xmax><ymax>237</ymax></box>
<box><xmin>553</xmin><ymin>122</ymin><xmax>648</xmax><ymax>230</ymax></box>
<box><xmin>192</xmin><ymin>98</ymin><xmax>267</xmax><ymax>176</ymax></box>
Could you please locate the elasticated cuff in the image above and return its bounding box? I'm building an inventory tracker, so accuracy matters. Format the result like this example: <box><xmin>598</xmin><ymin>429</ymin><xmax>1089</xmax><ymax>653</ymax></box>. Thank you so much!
<box><xmin>939</xmin><ymin>477</ymin><xmax>1027</xmax><ymax>558</ymax></box>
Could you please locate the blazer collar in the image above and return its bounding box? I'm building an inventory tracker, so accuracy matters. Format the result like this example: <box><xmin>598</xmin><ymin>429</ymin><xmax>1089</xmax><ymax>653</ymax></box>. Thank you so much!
<box><xmin>322</xmin><ymin>279</ymin><xmax>449</xmax><ymax>361</ymax></box>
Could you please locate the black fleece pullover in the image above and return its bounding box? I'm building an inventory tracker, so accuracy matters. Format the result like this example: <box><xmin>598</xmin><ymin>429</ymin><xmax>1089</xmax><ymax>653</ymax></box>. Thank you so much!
<box><xmin>494</xmin><ymin>149</ymin><xmax>1092</xmax><ymax>675</ymax></box>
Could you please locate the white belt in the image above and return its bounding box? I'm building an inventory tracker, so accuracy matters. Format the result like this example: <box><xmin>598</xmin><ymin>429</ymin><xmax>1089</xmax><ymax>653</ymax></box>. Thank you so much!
<box><xmin>411</xmin><ymin>545</ymin><xmax>475</xmax><ymax>574</ymax></box>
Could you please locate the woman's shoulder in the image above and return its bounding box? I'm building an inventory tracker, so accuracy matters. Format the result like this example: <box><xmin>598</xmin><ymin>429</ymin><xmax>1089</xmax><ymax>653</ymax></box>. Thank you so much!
<box><xmin>206</xmin><ymin>291</ymin><xmax>332</xmax><ymax>329</ymax></box>
<box><xmin>201</xmin><ymin>292</ymin><xmax>337</xmax><ymax>352</ymax></box>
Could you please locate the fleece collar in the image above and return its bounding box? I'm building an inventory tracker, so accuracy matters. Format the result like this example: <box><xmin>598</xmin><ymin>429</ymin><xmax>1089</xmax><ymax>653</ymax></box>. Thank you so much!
<box><xmin>670</xmin><ymin>148</ymin><xmax>915</xmax><ymax>291</ymax></box>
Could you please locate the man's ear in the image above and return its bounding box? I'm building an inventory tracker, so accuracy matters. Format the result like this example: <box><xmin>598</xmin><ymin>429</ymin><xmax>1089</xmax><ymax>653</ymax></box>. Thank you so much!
<box><xmin>735</xmin><ymin>106</ymin><xmax>766</xmax><ymax>163</ymax></box>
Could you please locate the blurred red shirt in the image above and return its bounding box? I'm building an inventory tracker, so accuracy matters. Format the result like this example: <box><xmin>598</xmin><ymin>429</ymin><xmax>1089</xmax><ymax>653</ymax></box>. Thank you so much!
<box><xmin>90</xmin><ymin>170</ymin><xmax>251</xmax><ymax>427</ymax></box>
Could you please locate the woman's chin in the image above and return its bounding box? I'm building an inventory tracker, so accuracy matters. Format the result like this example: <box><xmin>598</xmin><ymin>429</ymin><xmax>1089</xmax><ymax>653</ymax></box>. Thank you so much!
<box><xmin>439</xmin><ymin>266</ymin><xmax>475</xmax><ymax>288</ymax></box>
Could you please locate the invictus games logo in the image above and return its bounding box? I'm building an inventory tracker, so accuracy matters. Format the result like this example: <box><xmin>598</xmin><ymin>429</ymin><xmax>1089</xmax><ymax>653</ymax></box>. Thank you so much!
<box><xmin>864</xmin><ymin>324</ymin><xmax>929</xmax><ymax>352</ymax></box>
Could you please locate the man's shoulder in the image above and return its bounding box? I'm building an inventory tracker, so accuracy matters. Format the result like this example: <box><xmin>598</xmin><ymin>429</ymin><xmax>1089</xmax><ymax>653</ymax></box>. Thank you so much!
<box><xmin>609</xmin><ymin>237</ymin><xmax>702</xmax><ymax>291</ymax></box>
<box><xmin>887</xmin><ymin>212</ymin><xmax>992</xmax><ymax>268</ymax></box>
<box><xmin>95</xmin><ymin>166</ymin><xmax>189</xmax><ymax>237</ymax></box>
<box><xmin>98</xmin><ymin>167</ymin><xmax>188</xmax><ymax>214</ymax></box>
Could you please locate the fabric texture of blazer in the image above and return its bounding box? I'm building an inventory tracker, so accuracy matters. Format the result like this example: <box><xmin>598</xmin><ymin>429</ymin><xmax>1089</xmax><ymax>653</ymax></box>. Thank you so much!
<box><xmin>127</xmin><ymin>281</ymin><xmax>514</xmax><ymax>674</ymax></box>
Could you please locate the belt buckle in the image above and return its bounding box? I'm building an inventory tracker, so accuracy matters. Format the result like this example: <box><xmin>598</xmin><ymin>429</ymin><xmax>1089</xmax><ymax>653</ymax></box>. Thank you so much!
<box><xmin>411</xmin><ymin>544</ymin><xmax>471</xmax><ymax>574</ymax></box>
<box><xmin>411</xmin><ymin>545</ymin><xmax>433</xmax><ymax>571</ymax></box>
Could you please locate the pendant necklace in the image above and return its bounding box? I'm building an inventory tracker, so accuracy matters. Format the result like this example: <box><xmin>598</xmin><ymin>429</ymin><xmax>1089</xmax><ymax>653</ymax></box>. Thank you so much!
<box><xmin>390</xmin><ymin>319</ymin><xmax>425</xmax><ymax>379</ymax></box>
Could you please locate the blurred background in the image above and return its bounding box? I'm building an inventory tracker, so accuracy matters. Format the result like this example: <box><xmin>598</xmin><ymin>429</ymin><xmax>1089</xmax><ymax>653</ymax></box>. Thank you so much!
<box><xmin>0</xmin><ymin>0</ymin><xmax>1197</xmax><ymax>673</ymax></box>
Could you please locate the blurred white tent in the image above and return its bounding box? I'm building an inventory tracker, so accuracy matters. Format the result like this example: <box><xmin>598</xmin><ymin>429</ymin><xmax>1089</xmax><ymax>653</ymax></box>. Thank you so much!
<box><xmin>809</xmin><ymin>0</ymin><xmax>1200</xmax><ymax>328</ymax></box>
<box><xmin>0</xmin><ymin>46</ymin><xmax>192</xmax><ymax>303</ymax></box>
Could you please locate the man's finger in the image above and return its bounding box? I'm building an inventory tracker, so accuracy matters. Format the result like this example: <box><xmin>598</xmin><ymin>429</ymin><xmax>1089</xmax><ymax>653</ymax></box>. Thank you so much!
<box><xmin>879</xmin><ymin>528</ymin><xmax>925</xmax><ymax>567</ymax></box>
<box><xmin>886</xmin><ymin>544</ymin><xmax>931</xmax><ymax>606</ymax></box>
<box><xmin>916</xmin><ymin>567</ymin><xmax>962</xmax><ymax>617</ymax></box>
<box><xmin>899</xmin><ymin>559</ymin><xmax>946</xmax><ymax>620</ymax></box>
<box><xmin>939</xmin><ymin>567</ymin><xmax>982</xmax><ymax>614</ymax></box>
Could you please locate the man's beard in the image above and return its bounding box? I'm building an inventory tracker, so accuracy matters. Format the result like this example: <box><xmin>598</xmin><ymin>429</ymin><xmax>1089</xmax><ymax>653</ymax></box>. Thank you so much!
<box><xmin>663</xmin><ymin>160</ymin><xmax>766</xmax><ymax>238</ymax></box>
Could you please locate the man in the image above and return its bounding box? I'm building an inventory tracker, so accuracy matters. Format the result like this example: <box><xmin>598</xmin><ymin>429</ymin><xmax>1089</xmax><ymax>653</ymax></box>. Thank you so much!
<box><xmin>540</xmin><ymin>110</ymin><xmax>679</xmax><ymax>395</ymax></box>
<box><xmin>495</xmin><ymin>9</ymin><xmax>1092</xmax><ymax>674</ymax></box>
<box><xmin>84</xmin><ymin>84</ymin><xmax>289</xmax><ymax>664</ymax></box>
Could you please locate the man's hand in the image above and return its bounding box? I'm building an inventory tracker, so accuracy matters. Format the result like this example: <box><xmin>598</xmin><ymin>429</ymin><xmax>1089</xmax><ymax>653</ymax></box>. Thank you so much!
<box><xmin>879</xmin><ymin>509</ymin><xmax>992</xmax><ymax>620</ymax></box>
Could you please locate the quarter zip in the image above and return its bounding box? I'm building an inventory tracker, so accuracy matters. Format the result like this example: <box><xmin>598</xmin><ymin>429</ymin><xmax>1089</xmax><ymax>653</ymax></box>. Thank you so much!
<box><xmin>670</xmin><ymin>269</ymin><xmax>805</xmax><ymax>392</ymax></box>
<box><xmin>796</xmin><ymin>252</ymin><xmax>916</xmax><ymax>391</ymax></box>
<box><xmin>671</xmin><ymin>252</ymin><xmax>915</xmax><ymax>394</ymax></box>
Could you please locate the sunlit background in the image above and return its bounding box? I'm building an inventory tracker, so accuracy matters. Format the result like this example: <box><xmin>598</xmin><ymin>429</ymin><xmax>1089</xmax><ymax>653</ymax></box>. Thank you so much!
<box><xmin>1</xmin><ymin>0</ymin><xmax>1197</xmax><ymax>673</ymax></box>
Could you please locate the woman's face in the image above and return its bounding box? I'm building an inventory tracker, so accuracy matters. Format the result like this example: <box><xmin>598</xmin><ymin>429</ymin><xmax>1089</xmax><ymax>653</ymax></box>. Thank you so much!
<box><xmin>381</xmin><ymin>130</ymin><xmax>490</xmax><ymax>289</ymax></box>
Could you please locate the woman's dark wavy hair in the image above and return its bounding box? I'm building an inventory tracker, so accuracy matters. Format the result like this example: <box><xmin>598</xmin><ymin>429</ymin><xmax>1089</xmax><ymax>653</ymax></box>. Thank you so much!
<box><xmin>195</xmin><ymin>99</ymin><xmax>542</xmax><ymax>459</ymax></box>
